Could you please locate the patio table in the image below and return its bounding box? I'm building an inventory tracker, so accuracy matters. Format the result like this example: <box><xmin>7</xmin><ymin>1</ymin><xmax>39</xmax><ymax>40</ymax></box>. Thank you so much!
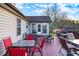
<box><xmin>67</xmin><ymin>39</ymin><xmax>79</xmax><ymax>48</ymax></box>
<box><xmin>44</xmin><ymin>35</ymin><xmax>53</xmax><ymax>43</ymax></box>
<box><xmin>59</xmin><ymin>36</ymin><xmax>79</xmax><ymax>48</ymax></box>
<box><xmin>60</xmin><ymin>34</ymin><xmax>67</xmax><ymax>36</ymax></box>
<box><xmin>13</xmin><ymin>40</ymin><xmax>35</xmax><ymax>47</ymax></box>
<box><xmin>60</xmin><ymin>33</ymin><xmax>67</xmax><ymax>38</ymax></box>
<box><xmin>12</xmin><ymin>40</ymin><xmax>35</xmax><ymax>55</ymax></box>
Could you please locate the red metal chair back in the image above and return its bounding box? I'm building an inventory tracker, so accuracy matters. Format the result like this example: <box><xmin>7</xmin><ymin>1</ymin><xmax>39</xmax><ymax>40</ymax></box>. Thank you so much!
<box><xmin>31</xmin><ymin>36</ymin><xmax>45</xmax><ymax>56</ymax></box>
<box><xmin>40</xmin><ymin>37</ymin><xmax>45</xmax><ymax>48</ymax></box>
<box><xmin>3</xmin><ymin>37</ymin><xmax>13</xmax><ymax>49</ymax></box>
<box><xmin>27</xmin><ymin>34</ymin><xmax>34</xmax><ymax>40</ymax></box>
<box><xmin>8</xmin><ymin>47</ymin><xmax>27</xmax><ymax>56</ymax></box>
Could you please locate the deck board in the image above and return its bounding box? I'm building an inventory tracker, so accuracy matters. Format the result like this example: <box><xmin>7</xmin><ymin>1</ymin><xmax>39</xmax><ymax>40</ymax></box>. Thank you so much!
<box><xmin>33</xmin><ymin>37</ymin><xmax>67</xmax><ymax>56</ymax></box>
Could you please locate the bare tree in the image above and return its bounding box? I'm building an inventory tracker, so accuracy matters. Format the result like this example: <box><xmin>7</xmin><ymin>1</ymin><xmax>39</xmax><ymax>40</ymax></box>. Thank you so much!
<box><xmin>43</xmin><ymin>3</ymin><xmax>69</xmax><ymax>32</ymax></box>
<box><xmin>43</xmin><ymin>3</ymin><xmax>60</xmax><ymax>21</ymax></box>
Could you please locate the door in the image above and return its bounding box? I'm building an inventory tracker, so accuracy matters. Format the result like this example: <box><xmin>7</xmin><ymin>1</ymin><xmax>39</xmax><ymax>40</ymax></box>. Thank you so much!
<box><xmin>37</xmin><ymin>24</ymin><xmax>41</xmax><ymax>35</ymax></box>
<box><xmin>32</xmin><ymin>23</ymin><xmax>48</xmax><ymax>35</ymax></box>
<box><xmin>42</xmin><ymin>24</ymin><xmax>48</xmax><ymax>35</ymax></box>
<box><xmin>37</xmin><ymin>24</ymin><xmax>48</xmax><ymax>35</ymax></box>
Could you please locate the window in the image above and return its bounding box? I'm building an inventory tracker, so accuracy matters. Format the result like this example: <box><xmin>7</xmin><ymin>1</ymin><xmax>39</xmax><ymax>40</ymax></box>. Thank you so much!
<box><xmin>26</xmin><ymin>23</ymin><xmax>28</xmax><ymax>28</ymax></box>
<box><xmin>17</xmin><ymin>18</ymin><xmax>21</xmax><ymax>35</ymax></box>
<box><xmin>38</xmin><ymin>24</ymin><xmax>41</xmax><ymax>32</ymax></box>
<box><xmin>26</xmin><ymin>25</ymin><xmax>28</xmax><ymax>28</ymax></box>
<box><xmin>32</xmin><ymin>23</ymin><xmax>36</xmax><ymax>33</ymax></box>
<box><xmin>42</xmin><ymin>25</ymin><xmax>47</xmax><ymax>33</ymax></box>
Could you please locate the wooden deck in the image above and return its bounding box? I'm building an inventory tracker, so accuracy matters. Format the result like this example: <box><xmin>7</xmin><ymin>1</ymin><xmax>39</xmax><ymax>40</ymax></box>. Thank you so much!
<box><xmin>33</xmin><ymin>37</ymin><xmax>67</xmax><ymax>56</ymax></box>
<box><xmin>4</xmin><ymin>36</ymin><xmax>77</xmax><ymax>56</ymax></box>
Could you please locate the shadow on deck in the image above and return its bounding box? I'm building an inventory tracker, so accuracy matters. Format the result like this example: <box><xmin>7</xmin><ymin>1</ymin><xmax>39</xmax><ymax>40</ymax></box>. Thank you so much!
<box><xmin>33</xmin><ymin>37</ymin><xmax>67</xmax><ymax>56</ymax></box>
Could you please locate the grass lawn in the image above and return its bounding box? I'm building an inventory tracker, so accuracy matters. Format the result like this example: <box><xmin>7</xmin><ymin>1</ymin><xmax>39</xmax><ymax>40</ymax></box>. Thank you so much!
<box><xmin>50</xmin><ymin>32</ymin><xmax>56</xmax><ymax>37</ymax></box>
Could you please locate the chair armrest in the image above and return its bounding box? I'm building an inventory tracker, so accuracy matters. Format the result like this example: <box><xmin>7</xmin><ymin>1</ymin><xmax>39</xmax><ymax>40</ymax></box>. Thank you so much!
<box><xmin>70</xmin><ymin>48</ymin><xmax>79</xmax><ymax>55</ymax></box>
<box><xmin>35</xmin><ymin>43</ymin><xmax>40</xmax><ymax>47</ymax></box>
<box><xmin>35</xmin><ymin>42</ymin><xmax>40</xmax><ymax>45</ymax></box>
<box><xmin>74</xmin><ymin>48</ymin><xmax>79</xmax><ymax>55</ymax></box>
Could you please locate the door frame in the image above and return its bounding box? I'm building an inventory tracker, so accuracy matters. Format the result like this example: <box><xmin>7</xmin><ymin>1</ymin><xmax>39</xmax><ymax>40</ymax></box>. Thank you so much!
<box><xmin>31</xmin><ymin>23</ymin><xmax>49</xmax><ymax>35</ymax></box>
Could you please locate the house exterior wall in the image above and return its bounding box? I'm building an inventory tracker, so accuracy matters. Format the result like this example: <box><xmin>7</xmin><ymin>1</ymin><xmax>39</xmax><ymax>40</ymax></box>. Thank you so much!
<box><xmin>30</xmin><ymin>22</ymin><xmax>49</xmax><ymax>35</ymax></box>
<box><xmin>0</xmin><ymin>7</ymin><xmax>29</xmax><ymax>43</ymax></box>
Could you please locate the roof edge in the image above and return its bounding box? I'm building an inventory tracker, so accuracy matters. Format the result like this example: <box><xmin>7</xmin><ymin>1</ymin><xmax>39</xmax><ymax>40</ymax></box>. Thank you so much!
<box><xmin>3</xmin><ymin>3</ymin><xmax>28</xmax><ymax>21</ymax></box>
<box><xmin>27</xmin><ymin>16</ymin><xmax>52</xmax><ymax>22</ymax></box>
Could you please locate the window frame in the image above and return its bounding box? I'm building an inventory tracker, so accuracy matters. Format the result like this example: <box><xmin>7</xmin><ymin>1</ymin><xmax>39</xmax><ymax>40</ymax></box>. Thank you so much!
<box><xmin>32</xmin><ymin>23</ymin><xmax>36</xmax><ymax>33</ymax></box>
<box><xmin>42</xmin><ymin>25</ymin><xmax>47</xmax><ymax>33</ymax></box>
<box><xmin>17</xmin><ymin>18</ymin><xmax>21</xmax><ymax>36</ymax></box>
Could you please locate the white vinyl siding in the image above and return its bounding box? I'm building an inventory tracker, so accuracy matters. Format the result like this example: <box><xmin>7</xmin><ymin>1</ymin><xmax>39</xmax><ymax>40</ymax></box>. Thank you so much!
<box><xmin>0</xmin><ymin>7</ymin><xmax>28</xmax><ymax>43</ymax></box>
<box><xmin>21</xmin><ymin>20</ymin><xmax>29</xmax><ymax>34</ymax></box>
<box><xmin>0</xmin><ymin>7</ymin><xmax>16</xmax><ymax>42</ymax></box>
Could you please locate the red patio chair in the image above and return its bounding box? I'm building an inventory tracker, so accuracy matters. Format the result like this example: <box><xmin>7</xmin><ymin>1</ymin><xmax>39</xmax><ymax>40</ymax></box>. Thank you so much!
<box><xmin>31</xmin><ymin>37</ymin><xmax>45</xmax><ymax>56</ymax></box>
<box><xmin>3</xmin><ymin>37</ymin><xmax>13</xmax><ymax>55</ymax></box>
<box><xmin>3</xmin><ymin>37</ymin><xmax>13</xmax><ymax>49</ymax></box>
<box><xmin>3</xmin><ymin>37</ymin><xmax>30</xmax><ymax>56</ymax></box>
<box><xmin>27</xmin><ymin>34</ymin><xmax>34</xmax><ymax>40</ymax></box>
<box><xmin>35</xmin><ymin>36</ymin><xmax>41</xmax><ymax>45</ymax></box>
<box><xmin>8</xmin><ymin>47</ymin><xmax>28</xmax><ymax>56</ymax></box>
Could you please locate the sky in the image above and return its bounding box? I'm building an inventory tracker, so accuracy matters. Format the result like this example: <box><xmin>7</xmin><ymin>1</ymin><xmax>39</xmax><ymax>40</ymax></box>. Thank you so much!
<box><xmin>15</xmin><ymin>3</ymin><xmax>79</xmax><ymax>20</ymax></box>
